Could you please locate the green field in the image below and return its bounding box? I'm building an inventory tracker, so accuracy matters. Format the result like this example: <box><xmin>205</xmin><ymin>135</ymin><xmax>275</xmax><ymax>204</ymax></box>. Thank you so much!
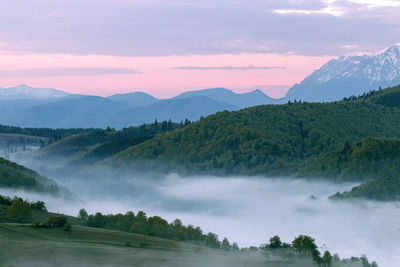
<box><xmin>0</xmin><ymin>223</ymin><xmax>308</xmax><ymax>267</ymax></box>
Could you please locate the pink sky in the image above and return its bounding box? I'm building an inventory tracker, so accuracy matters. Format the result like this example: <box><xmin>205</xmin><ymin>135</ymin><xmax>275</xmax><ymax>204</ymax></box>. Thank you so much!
<box><xmin>0</xmin><ymin>51</ymin><xmax>332</xmax><ymax>99</ymax></box>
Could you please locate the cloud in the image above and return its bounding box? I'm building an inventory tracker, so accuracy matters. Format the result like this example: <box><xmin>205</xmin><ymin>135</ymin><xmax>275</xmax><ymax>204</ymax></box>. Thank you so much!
<box><xmin>172</xmin><ymin>65</ymin><xmax>285</xmax><ymax>70</ymax></box>
<box><xmin>348</xmin><ymin>0</ymin><xmax>400</xmax><ymax>7</ymax></box>
<box><xmin>0</xmin><ymin>67</ymin><xmax>139</xmax><ymax>77</ymax></box>
<box><xmin>340</xmin><ymin>44</ymin><xmax>358</xmax><ymax>50</ymax></box>
<box><xmin>274</xmin><ymin>0</ymin><xmax>348</xmax><ymax>17</ymax></box>
<box><xmin>0</xmin><ymin>0</ymin><xmax>399</xmax><ymax>57</ymax></box>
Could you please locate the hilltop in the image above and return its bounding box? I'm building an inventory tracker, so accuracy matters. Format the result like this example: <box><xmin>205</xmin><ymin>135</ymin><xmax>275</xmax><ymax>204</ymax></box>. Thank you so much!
<box><xmin>107</xmin><ymin>85</ymin><xmax>400</xmax><ymax>176</ymax></box>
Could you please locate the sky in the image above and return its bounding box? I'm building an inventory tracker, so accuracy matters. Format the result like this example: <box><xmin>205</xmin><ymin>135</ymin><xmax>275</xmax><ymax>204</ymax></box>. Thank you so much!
<box><xmin>0</xmin><ymin>0</ymin><xmax>399</xmax><ymax>98</ymax></box>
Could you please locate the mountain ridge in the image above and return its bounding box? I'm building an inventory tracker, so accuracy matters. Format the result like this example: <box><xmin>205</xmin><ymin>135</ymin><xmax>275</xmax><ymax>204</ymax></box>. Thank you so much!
<box><xmin>0</xmin><ymin>84</ymin><xmax>70</xmax><ymax>100</ymax></box>
<box><xmin>285</xmin><ymin>44</ymin><xmax>400</xmax><ymax>102</ymax></box>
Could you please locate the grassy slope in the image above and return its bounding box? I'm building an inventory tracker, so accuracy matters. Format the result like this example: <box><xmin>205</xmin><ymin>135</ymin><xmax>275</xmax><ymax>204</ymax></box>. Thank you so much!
<box><xmin>0</xmin><ymin>223</ymin><xmax>303</xmax><ymax>267</ymax></box>
<box><xmin>0</xmin><ymin>205</ymin><xmax>371</xmax><ymax>266</ymax></box>
<box><xmin>108</xmin><ymin>86</ymin><xmax>400</xmax><ymax>176</ymax></box>
<box><xmin>0</xmin><ymin>223</ymin><xmax>366</xmax><ymax>267</ymax></box>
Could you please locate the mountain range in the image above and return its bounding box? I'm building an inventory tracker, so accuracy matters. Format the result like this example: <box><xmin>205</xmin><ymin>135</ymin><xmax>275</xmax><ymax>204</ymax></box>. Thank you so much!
<box><xmin>0</xmin><ymin>86</ymin><xmax>276</xmax><ymax>128</ymax></box>
<box><xmin>1</xmin><ymin>43</ymin><xmax>400</xmax><ymax>128</ymax></box>
<box><xmin>0</xmin><ymin>85</ymin><xmax>260</xmax><ymax>128</ymax></box>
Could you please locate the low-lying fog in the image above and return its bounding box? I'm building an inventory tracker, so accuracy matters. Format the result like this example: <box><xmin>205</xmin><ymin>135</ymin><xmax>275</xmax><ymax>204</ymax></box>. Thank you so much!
<box><xmin>2</xmin><ymin>175</ymin><xmax>400</xmax><ymax>267</ymax></box>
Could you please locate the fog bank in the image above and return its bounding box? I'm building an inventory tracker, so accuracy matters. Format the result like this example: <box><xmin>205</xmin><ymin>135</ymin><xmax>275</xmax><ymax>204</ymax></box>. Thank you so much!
<box><xmin>1</xmin><ymin>175</ymin><xmax>399</xmax><ymax>267</ymax></box>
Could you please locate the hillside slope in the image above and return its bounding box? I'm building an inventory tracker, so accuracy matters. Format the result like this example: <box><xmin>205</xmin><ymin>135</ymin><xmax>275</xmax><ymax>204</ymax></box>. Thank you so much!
<box><xmin>36</xmin><ymin>121</ymin><xmax>189</xmax><ymax>166</ymax></box>
<box><xmin>300</xmin><ymin>136</ymin><xmax>400</xmax><ymax>200</ymax></box>
<box><xmin>0</xmin><ymin>157</ymin><xmax>64</xmax><ymax>195</ymax></box>
<box><xmin>108</xmin><ymin>85</ymin><xmax>400</xmax><ymax>176</ymax></box>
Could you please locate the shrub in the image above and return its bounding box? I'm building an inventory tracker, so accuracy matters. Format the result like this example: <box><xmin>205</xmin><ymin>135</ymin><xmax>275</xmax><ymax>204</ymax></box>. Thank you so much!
<box><xmin>8</xmin><ymin>199</ymin><xmax>31</xmax><ymax>222</ymax></box>
<box><xmin>46</xmin><ymin>216</ymin><xmax>67</xmax><ymax>227</ymax></box>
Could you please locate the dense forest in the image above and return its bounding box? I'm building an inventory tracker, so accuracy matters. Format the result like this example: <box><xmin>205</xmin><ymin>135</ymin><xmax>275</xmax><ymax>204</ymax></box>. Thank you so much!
<box><xmin>0</xmin><ymin>157</ymin><xmax>62</xmax><ymax>195</ymax></box>
<box><xmin>331</xmin><ymin>167</ymin><xmax>400</xmax><ymax>201</ymax></box>
<box><xmin>300</xmin><ymin>136</ymin><xmax>400</xmax><ymax>200</ymax></box>
<box><xmin>36</xmin><ymin>119</ymin><xmax>191</xmax><ymax>165</ymax></box>
<box><xmin>107</xmin><ymin>86</ymin><xmax>400</xmax><ymax>176</ymax></box>
<box><xmin>0</xmin><ymin>124</ymin><xmax>97</xmax><ymax>142</ymax></box>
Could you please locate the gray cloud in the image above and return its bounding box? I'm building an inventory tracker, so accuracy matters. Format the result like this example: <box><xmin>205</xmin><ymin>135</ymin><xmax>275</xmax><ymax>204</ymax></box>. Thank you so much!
<box><xmin>0</xmin><ymin>67</ymin><xmax>139</xmax><ymax>77</ymax></box>
<box><xmin>172</xmin><ymin>65</ymin><xmax>285</xmax><ymax>70</ymax></box>
<box><xmin>0</xmin><ymin>0</ymin><xmax>399</xmax><ymax>57</ymax></box>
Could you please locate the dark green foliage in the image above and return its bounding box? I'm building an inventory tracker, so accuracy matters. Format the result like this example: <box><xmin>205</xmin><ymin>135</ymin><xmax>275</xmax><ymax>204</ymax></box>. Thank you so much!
<box><xmin>332</xmin><ymin>168</ymin><xmax>400</xmax><ymax>201</ymax></box>
<box><xmin>0</xmin><ymin>157</ymin><xmax>61</xmax><ymax>194</ymax></box>
<box><xmin>265</xmin><ymin>235</ymin><xmax>290</xmax><ymax>249</ymax></box>
<box><xmin>8</xmin><ymin>198</ymin><xmax>31</xmax><ymax>222</ymax></box>
<box><xmin>291</xmin><ymin>235</ymin><xmax>318</xmax><ymax>257</ymax></box>
<box><xmin>46</xmin><ymin>216</ymin><xmax>68</xmax><ymax>227</ymax></box>
<box><xmin>221</xmin><ymin>237</ymin><xmax>231</xmax><ymax>251</ymax></box>
<box><xmin>205</xmin><ymin>232</ymin><xmax>221</xmax><ymax>248</ymax></box>
<box><xmin>1</xmin><ymin>195</ymin><xmax>47</xmax><ymax>222</ymax></box>
<box><xmin>33</xmin><ymin>215</ymin><xmax>68</xmax><ymax>228</ymax></box>
<box><xmin>0</xmin><ymin>124</ymin><xmax>97</xmax><ymax>141</ymax></box>
<box><xmin>301</xmin><ymin>136</ymin><xmax>400</xmax><ymax>181</ymax></box>
<box><xmin>85</xmin><ymin>211</ymin><xmax>213</xmax><ymax>245</ymax></box>
<box><xmin>78</xmin><ymin>208</ymin><xmax>88</xmax><ymax>220</ymax></box>
<box><xmin>262</xmin><ymin>235</ymin><xmax>337</xmax><ymax>266</ymax></box>
<box><xmin>321</xmin><ymin>251</ymin><xmax>333</xmax><ymax>267</ymax></box>
<box><xmin>110</xmin><ymin>85</ymin><xmax>400</xmax><ymax>176</ymax></box>
<box><xmin>40</xmin><ymin>120</ymin><xmax>188</xmax><ymax>165</ymax></box>
<box><xmin>300</xmin><ymin>136</ymin><xmax>400</xmax><ymax>200</ymax></box>
<box><xmin>29</xmin><ymin>201</ymin><xmax>47</xmax><ymax>211</ymax></box>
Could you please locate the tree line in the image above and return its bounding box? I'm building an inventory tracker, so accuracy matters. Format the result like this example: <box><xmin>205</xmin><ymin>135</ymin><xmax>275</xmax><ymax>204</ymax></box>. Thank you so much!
<box><xmin>262</xmin><ymin>235</ymin><xmax>378</xmax><ymax>267</ymax></box>
<box><xmin>0</xmin><ymin>194</ymin><xmax>46</xmax><ymax>222</ymax></box>
<box><xmin>80</xmin><ymin>208</ymin><xmax>236</xmax><ymax>249</ymax></box>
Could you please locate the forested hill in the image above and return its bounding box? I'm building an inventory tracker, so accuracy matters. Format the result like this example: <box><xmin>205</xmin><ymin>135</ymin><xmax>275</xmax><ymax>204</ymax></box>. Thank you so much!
<box><xmin>0</xmin><ymin>124</ymin><xmax>97</xmax><ymax>141</ymax></box>
<box><xmin>108</xmin><ymin>85</ymin><xmax>400</xmax><ymax>176</ymax></box>
<box><xmin>300</xmin><ymin>136</ymin><xmax>400</xmax><ymax>200</ymax></box>
<box><xmin>0</xmin><ymin>157</ymin><xmax>64</xmax><ymax>195</ymax></box>
<box><xmin>37</xmin><ymin>120</ymin><xmax>190</xmax><ymax>165</ymax></box>
<box><xmin>300</xmin><ymin>136</ymin><xmax>400</xmax><ymax>181</ymax></box>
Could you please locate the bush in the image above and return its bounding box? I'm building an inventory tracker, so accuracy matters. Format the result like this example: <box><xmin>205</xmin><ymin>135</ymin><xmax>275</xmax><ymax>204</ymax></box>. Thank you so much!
<box><xmin>45</xmin><ymin>216</ymin><xmax>68</xmax><ymax>228</ymax></box>
<box><xmin>8</xmin><ymin>199</ymin><xmax>31</xmax><ymax>222</ymax></box>
<box><xmin>64</xmin><ymin>222</ymin><xmax>72</xmax><ymax>232</ymax></box>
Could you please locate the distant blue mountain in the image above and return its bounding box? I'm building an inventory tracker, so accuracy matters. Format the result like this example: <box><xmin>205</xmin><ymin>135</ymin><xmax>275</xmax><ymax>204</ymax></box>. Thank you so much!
<box><xmin>2</xmin><ymin>96</ymin><xmax>125</xmax><ymax>128</ymax></box>
<box><xmin>0</xmin><ymin>86</ymin><xmax>281</xmax><ymax>128</ymax></box>
<box><xmin>118</xmin><ymin>96</ymin><xmax>238</xmax><ymax>126</ymax></box>
<box><xmin>174</xmin><ymin>87</ymin><xmax>282</xmax><ymax>108</ymax></box>
<box><xmin>107</xmin><ymin>91</ymin><xmax>158</xmax><ymax>108</ymax></box>
<box><xmin>0</xmin><ymin>84</ymin><xmax>69</xmax><ymax>100</ymax></box>
<box><xmin>0</xmin><ymin>94</ymin><xmax>238</xmax><ymax>128</ymax></box>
